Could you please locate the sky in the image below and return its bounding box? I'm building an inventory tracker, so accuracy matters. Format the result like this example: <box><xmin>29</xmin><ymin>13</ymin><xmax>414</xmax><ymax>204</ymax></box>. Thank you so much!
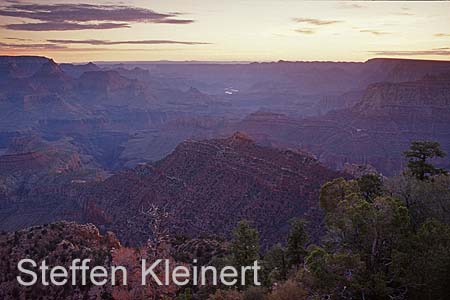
<box><xmin>0</xmin><ymin>0</ymin><xmax>449</xmax><ymax>62</ymax></box>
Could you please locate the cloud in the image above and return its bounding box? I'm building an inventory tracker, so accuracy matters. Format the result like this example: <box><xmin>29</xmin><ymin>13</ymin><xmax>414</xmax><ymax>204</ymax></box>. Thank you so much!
<box><xmin>0</xmin><ymin>36</ymin><xmax>209</xmax><ymax>53</ymax></box>
<box><xmin>360</xmin><ymin>29</ymin><xmax>390</xmax><ymax>36</ymax></box>
<box><xmin>369</xmin><ymin>49</ymin><xmax>450</xmax><ymax>56</ymax></box>
<box><xmin>47</xmin><ymin>39</ymin><xmax>211</xmax><ymax>45</ymax></box>
<box><xmin>337</xmin><ymin>3</ymin><xmax>366</xmax><ymax>9</ymax></box>
<box><xmin>295</xmin><ymin>29</ymin><xmax>316</xmax><ymax>35</ymax></box>
<box><xmin>0</xmin><ymin>2</ymin><xmax>194</xmax><ymax>31</ymax></box>
<box><xmin>0</xmin><ymin>41</ymin><xmax>189</xmax><ymax>52</ymax></box>
<box><xmin>0</xmin><ymin>36</ymin><xmax>209</xmax><ymax>52</ymax></box>
<box><xmin>434</xmin><ymin>33</ymin><xmax>450</xmax><ymax>37</ymax></box>
<box><xmin>293</xmin><ymin>18</ymin><xmax>341</xmax><ymax>26</ymax></box>
<box><xmin>0</xmin><ymin>41</ymin><xmax>67</xmax><ymax>49</ymax></box>
<box><xmin>4</xmin><ymin>22</ymin><xmax>130</xmax><ymax>31</ymax></box>
<box><xmin>5</xmin><ymin>37</ymin><xmax>32</xmax><ymax>41</ymax></box>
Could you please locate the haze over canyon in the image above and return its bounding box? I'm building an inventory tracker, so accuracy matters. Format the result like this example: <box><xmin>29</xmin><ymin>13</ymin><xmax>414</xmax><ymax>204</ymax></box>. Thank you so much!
<box><xmin>0</xmin><ymin>55</ymin><xmax>448</xmax><ymax>239</ymax></box>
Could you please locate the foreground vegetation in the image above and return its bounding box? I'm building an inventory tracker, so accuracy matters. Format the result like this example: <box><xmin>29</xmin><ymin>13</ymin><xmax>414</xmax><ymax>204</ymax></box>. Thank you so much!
<box><xmin>205</xmin><ymin>141</ymin><xmax>450</xmax><ymax>300</ymax></box>
<box><xmin>1</xmin><ymin>141</ymin><xmax>448</xmax><ymax>300</ymax></box>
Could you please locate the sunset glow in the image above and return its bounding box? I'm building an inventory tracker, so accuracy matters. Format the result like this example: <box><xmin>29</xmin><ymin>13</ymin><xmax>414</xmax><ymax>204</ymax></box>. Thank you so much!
<box><xmin>1</xmin><ymin>0</ymin><xmax>449</xmax><ymax>62</ymax></box>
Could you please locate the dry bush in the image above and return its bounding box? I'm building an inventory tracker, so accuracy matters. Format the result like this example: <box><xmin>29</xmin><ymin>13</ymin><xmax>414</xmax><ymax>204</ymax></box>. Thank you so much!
<box><xmin>210</xmin><ymin>289</ymin><xmax>243</xmax><ymax>300</ymax></box>
<box><xmin>243</xmin><ymin>287</ymin><xmax>268</xmax><ymax>300</ymax></box>
<box><xmin>268</xmin><ymin>280</ymin><xmax>308</xmax><ymax>300</ymax></box>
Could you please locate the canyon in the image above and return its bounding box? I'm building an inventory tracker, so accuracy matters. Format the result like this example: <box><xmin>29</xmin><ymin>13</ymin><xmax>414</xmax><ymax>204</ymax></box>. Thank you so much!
<box><xmin>0</xmin><ymin>55</ymin><xmax>449</xmax><ymax>243</ymax></box>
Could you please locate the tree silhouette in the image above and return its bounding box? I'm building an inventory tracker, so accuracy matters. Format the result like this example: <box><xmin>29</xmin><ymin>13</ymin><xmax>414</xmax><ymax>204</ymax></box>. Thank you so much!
<box><xmin>403</xmin><ymin>141</ymin><xmax>446</xmax><ymax>180</ymax></box>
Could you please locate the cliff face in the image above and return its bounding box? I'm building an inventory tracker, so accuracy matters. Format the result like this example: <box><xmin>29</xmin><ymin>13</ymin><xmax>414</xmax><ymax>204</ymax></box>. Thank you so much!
<box><xmin>60</xmin><ymin>62</ymin><xmax>101</xmax><ymax>78</ymax></box>
<box><xmin>233</xmin><ymin>111</ymin><xmax>303</xmax><ymax>147</ymax></box>
<box><xmin>0</xmin><ymin>135</ymin><xmax>88</xmax><ymax>231</ymax></box>
<box><xmin>349</xmin><ymin>74</ymin><xmax>450</xmax><ymax>151</ymax></box>
<box><xmin>0</xmin><ymin>222</ymin><xmax>120</xmax><ymax>300</ymax></box>
<box><xmin>77</xmin><ymin>70</ymin><xmax>134</xmax><ymax>95</ymax></box>
<box><xmin>0</xmin><ymin>56</ymin><xmax>51</xmax><ymax>80</ymax></box>
<box><xmin>353</xmin><ymin>73</ymin><xmax>450</xmax><ymax>113</ymax></box>
<box><xmin>1</xmin><ymin>55</ymin><xmax>450</xmax><ymax>245</ymax></box>
<box><xmin>362</xmin><ymin>58</ymin><xmax>450</xmax><ymax>84</ymax></box>
<box><xmin>81</xmin><ymin>133</ymin><xmax>345</xmax><ymax>246</ymax></box>
<box><xmin>0</xmin><ymin>220</ymin><xmax>229</xmax><ymax>300</ymax></box>
<box><xmin>232</xmin><ymin>73</ymin><xmax>450</xmax><ymax>175</ymax></box>
<box><xmin>2</xmin><ymin>55</ymin><xmax>450</xmax><ymax>173</ymax></box>
<box><xmin>0</xmin><ymin>137</ymin><xmax>83</xmax><ymax>176</ymax></box>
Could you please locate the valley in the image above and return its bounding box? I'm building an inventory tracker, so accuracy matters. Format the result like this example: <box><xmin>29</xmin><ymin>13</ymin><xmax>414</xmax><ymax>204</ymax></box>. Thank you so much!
<box><xmin>1</xmin><ymin>56</ymin><xmax>450</xmax><ymax>240</ymax></box>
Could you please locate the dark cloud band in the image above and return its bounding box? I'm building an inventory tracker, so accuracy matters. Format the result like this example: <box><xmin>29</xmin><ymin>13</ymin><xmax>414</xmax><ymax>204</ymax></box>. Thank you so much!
<box><xmin>0</xmin><ymin>2</ymin><xmax>194</xmax><ymax>31</ymax></box>
<box><xmin>360</xmin><ymin>29</ymin><xmax>390</xmax><ymax>36</ymax></box>
<box><xmin>0</xmin><ymin>42</ymin><xmax>67</xmax><ymax>50</ymax></box>
<box><xmin>4</xmin><ymin>22</ymin><xmax>130</xmax><ymax>31</ymax></box>
<box><xmin>370</xmin><ymin>49</ymin><xmax>450</xmax><ymax>56</ymax></box>
<box><xmin>293</xmin><ymin>18</ymin><xmax>341</xmax><ymax>26</ymax></box>
<box><xmin>47</xmin><ymin>39</ymin><xmax>211</xmax><ymax>45</ymax></box>
<box><xmin>295</xmin><ymin>29</ymin><xmax>316</xmax><ymax>35</ymax></box>
<box><xmin>434</xmin><ymin>33</ymin><xmax>450</xmax><ymax>37</ymax></box>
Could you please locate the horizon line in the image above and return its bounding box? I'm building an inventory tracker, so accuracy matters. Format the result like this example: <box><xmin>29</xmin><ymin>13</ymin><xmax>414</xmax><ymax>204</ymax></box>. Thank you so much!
<box><xmin>2</xmin><ymin>55</ymin><xmax>450</xmax><ymax>64</ymax></box>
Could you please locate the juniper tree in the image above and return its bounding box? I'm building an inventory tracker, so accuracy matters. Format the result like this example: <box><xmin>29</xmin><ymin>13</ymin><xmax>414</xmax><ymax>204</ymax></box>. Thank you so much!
<box><xmin>357</xmin><ymin>174</ymin><xmax>383</xmax><ymax>202</ymax></box>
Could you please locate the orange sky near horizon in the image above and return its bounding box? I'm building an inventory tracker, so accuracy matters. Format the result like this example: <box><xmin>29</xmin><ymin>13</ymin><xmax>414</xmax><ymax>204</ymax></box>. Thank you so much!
<box><xmin>0</xmin><ymin>0</ymin><xmax>449</xmax><ymax>63</ymax></box>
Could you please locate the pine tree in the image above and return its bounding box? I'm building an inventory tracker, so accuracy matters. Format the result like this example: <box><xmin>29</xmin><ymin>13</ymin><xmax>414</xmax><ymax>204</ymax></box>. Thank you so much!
<box><xmin>403</xmin><ymin>141</ymin><xmax>446</xmax><ymax>180</ymax></box>
<box><xmin>286</xmin><ymin>218</ymin><xmax>309</xmax><ymax>267</ymax></box>
<box><xmin>231</xmin><ymin>220</ymin><xmax>260</xmax><ymax>288</ymax></box>
<box><xmin>263</xmin><ymin>243</ymin><xmax>288</xmax><ymax>284</ymax></box>
<box><xmin>232</xmin><ymin>220</ymin><xmax>260</xmax><ymax>266</ymax></box>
